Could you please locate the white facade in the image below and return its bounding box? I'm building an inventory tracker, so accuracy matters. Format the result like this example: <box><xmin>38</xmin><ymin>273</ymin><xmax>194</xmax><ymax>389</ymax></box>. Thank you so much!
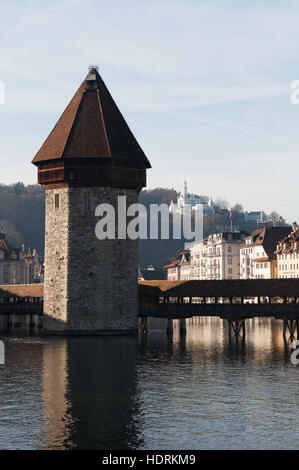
<box><xmin>188</xmin><ymin>239</ymin><xmax>208</xmax><ymax>279</ymax></box>
<box><xmin>240</xmin><ymin>227</ymin><xmax>292</xmax><ymax>279</ymax></box>
<box><xmin>240</xmin><ymin>237</ymin><xmax>272</xmax><ymax>279</ymax></box>
<box><xmin>189</xmin><ymin>232</ymin><xmax>244</xmax><ymax>280</ymax></box>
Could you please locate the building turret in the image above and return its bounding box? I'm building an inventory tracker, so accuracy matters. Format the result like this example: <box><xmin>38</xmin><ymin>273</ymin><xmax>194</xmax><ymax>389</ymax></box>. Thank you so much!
<box><xmin>184</xmin><ymin>180</ymin><xmax>188</xmax><ymax>198</ymax></box>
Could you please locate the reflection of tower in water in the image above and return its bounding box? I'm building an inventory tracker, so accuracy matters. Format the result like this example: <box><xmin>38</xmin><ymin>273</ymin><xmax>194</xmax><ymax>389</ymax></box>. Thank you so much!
<box><xmin>39</xmin><ymin>338</ymin><xmax>74</xmax><ymax>449</ymax></box>
<box><xmin>39</xmin><ymin>337</ymin><xmax>143</xmax><ymax>450</ymax></box>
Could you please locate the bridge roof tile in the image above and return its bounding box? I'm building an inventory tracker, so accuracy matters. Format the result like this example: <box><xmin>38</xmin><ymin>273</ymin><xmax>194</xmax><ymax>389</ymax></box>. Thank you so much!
<box><xmin>139</xmin><ymin>279</ymin><xmax>299</xmax><ymax>298</ymax></box>
<box><xmin>0</xmin><ymin>284</ymin><xmax>44</xmax><ymax>299</ymax></box>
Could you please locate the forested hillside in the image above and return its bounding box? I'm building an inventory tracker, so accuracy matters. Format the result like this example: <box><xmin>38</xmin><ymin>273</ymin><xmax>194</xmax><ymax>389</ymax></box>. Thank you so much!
<box><xmin>0</xmin><ymin>183</ymin><xmax>45</xmax><ymax>254</ymax></box>
<box><xmin>0</xmin><ymin>183</ymin><xmax>287</xmax><ymax>268</ymax></box>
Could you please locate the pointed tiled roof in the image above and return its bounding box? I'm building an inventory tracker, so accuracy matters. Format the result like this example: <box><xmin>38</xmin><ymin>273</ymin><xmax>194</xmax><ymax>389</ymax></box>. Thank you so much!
<box><xmin>32</xmin><ymin>67</ymin><xmax>151</xmax><ymax>168</ymax></box>
<box><xmin>241</xmin><ymin>226</ymin><xmax>292</xmax><ymax>259</ymax></box>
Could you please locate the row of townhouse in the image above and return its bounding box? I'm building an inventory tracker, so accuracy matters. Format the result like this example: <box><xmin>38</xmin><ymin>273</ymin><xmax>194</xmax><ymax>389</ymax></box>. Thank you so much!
<box><xmin>163</xmin><ymin>249</ymin><xmax>190</xmax><ymax>281</ymax></box>
<box><xmin>163</xmin><ymin>231</ymin><xmax>245</xmax><ymax>281</ymax></box>
<box><xmin>163</xmin><ymin>225</ymin><xmax>299</xmax><ymax>280</ymax></box>
<box><xmin>239</xmin><ymin>226</ymin><xmax>292</xmax><ymax>279</ymax></box>
<box><xmin>0</xmin><ymin>231</ymin><xmax>43</xmax><ymax>285</ymax></box>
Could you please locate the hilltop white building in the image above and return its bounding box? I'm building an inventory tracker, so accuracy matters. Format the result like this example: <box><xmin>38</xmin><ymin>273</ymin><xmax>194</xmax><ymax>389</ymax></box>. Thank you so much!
<box><xmin>169</xmin><ymin>181</ymin><xmax>214</xmax><ymax>216</ymax></box>
<box><xmin>244</xmin><ymin>211</ymin><xmax>266</xmax><ymax>224</ymax></box>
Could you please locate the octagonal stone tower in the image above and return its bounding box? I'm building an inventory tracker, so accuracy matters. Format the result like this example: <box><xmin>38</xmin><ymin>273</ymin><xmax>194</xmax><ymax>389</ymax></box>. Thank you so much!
<box><xmin>32</xmin><ymin>67</ymin><xmax>151</xmax><ymax>334</ymax></box>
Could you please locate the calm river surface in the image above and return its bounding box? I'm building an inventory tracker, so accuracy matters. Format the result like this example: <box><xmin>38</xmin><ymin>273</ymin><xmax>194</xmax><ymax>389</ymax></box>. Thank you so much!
<box><xmin>0</xmin><ymin>317</ymin><xmax>299</xmax><ymax>450</ymax></box>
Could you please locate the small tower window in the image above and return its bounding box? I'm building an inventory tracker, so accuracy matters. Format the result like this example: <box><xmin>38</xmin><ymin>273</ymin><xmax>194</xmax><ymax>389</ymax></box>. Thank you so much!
<box><xmin>84</xmin><ymin>192</ymin><xmax>91</xmax><ymax>211</ymax></box>
<box><xmin>55</xmin><ymin>193</ymin><xmax>60</xmax><ymax>210</ymax></box>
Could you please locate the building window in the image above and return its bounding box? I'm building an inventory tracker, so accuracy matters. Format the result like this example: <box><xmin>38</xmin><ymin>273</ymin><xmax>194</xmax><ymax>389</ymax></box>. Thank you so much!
<box><xmin>55</xmin><ymin>193</ymin><xmax>60</xmax><ymax>210</ymax></box>
<box><xmin>84</xmin><ymin>192</ymin><xmax>91</xmax><ymax>211</ymax></box>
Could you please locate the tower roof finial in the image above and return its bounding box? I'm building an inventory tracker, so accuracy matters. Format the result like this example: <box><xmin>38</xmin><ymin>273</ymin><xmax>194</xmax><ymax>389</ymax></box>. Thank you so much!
<box><xmin>88</xmin><ymin>65</ymin><xmax>99</xmax><ymax>73</ymax></box>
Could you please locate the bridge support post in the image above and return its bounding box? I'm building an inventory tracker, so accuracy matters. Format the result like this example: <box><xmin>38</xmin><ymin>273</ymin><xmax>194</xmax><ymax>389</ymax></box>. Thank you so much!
<box><xmin>166</xmin><ymin>318</ymin><xmax>173</xmax><ymax>335</ymax></box>
<box><xmin>228</xmin><ymin>319</ymin><xmax>245</xmax><ymax>338</ymax></box>
<box><xmin>29</xmin><ymin>313</ymin><xmax>35</xmax><ymax>329</ymax></box>
<box><xmin>241</xmin><ymin>320</ymin><xmax>246</xmax><ymax>337</ymax></box>
<box><xmin>179</xmin><ymin>318</ymin><xmax>187</xmax><ymax>335</ymax></box>
<box><xmin>283</xmin><ymin>319</ymin><xmax>298</xmax><ymax>340</ymax></box>
<box><xmin>140</xmin><ymin>316</ymin><xmax>148</xmax><ymax>334</ymax></box>
<box><xmin>283</xmin><ymin>319</ymin><xmax>287</xmax><ymax>338</ymax></box>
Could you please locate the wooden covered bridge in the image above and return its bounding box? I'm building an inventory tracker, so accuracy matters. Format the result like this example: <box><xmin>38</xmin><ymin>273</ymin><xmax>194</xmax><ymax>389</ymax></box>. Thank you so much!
<box><xmin>138</xmin><ymin>279</ymin><xmax>299</xmax><ymax>338</ymax></box>
<box><xmin>1</xmin><ymin>280</ymin><xmax>299</xmax><ymax>337</ymax></box>
<box><xmin>0</xmin><ymin>284</ymin><xmax>43</xmax><ymax>331</ymax></box>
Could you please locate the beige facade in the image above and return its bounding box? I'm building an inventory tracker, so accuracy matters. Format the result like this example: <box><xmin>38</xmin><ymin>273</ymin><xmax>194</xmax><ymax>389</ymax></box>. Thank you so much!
<box><xmin>24</xmin><ymin>249</ymin><xmax>43</xmax><ymax>283</ymax></box>
<box><xmin>163</xmin><ymin>250</ymin><xmax>189</xmax><ymax>280</ymax></box>
<box><xmin>277</xmin><ymin>225</ymin><xmax>299</xmax><ymax>279</ymax></box>
<box><xmin>179</xmin><ymin>252</ymin><xmax>191</xmax><ymax>280</ymax></box>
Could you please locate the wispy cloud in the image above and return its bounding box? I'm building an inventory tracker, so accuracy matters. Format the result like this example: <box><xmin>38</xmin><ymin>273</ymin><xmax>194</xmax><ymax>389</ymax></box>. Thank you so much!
<box><xmin>1</xmin><ymin>0</ymin><xmax>297</xmax><ymax>111</ymax></box>
<box><xmin>1</xmin><ymin>0</ymin><xmax>299</xmax><ymax>222</ymax></box>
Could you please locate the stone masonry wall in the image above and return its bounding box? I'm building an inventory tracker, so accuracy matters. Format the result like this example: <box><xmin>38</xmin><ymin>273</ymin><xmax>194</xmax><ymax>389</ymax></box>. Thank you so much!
<box><xmin>43</xmin><ymin>188</ymin><xmax>70</xmax><ymax>331</ymax></box>
<box><xmin>43</xmin><ymin>186</ymin><xmax>139</xmax><ymax>333</ymax></box>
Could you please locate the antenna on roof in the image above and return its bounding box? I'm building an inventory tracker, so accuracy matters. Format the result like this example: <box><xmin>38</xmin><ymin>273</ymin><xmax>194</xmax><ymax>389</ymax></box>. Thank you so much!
<box><xmin>184</xmin><ymin>179</ymin><xmax>187</xmax><ymax>198</ymax></box>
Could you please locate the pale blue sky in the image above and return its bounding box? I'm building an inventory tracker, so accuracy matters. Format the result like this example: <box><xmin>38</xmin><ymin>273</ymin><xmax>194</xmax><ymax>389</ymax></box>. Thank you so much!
<box><xmin>1</xmin><ymin>0</ymin><xmax>299</xmax><ymax>221</ymax></box>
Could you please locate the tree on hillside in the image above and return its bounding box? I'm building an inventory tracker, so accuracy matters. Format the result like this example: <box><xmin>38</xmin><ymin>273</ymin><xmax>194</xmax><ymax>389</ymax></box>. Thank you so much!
<box><xmin>0</xmin><ymin>183</ymin><xmax>45</xmax><ymax>254</ymax></box>
<box><xmin>232</xmin><ymin>203</ymin><xmax>244</xmax><ymax>213</ymax></box>
<box><xmin>0</xmin><ymin>219</ymin><xmax>23</xmax><ymax>247</ymax></box>
<box><xmin>0</xmin><ymin>182</ymin><xmax>290</xmax><ymax>267</ymax></box>
<box><xmin>214</xmin><ymin>198</ymin><xmax>229</xmax><ymax>210</ymax></box>
<box><xmin>139</xmin><ymin>188</ymin><xmax>179</xmax><ymax>207</ymax></box>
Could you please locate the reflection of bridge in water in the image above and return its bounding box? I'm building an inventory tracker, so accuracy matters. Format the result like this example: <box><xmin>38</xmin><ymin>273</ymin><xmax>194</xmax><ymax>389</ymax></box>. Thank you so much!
<box><xmin>139</xmin><ymin>279</ymin><xmax>299</xmax><ymax>339</ymax></box>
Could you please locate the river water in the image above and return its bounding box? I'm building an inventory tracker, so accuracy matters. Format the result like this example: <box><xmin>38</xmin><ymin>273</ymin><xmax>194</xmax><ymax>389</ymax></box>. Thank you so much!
<box><xmin>0</xmin><ymin>317</ymin><xmax>299</xmax><ymax>450</ymax></box>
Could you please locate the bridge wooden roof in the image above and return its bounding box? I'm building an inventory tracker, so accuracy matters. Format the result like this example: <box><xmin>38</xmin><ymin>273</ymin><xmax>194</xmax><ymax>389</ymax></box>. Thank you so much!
<box><xmin>1</xmin><ymin>280</ymin><xmax>298</xmax><ymax>301</ymax></box>
<box><xmin>0</xmin><ymin>284</ymin><xmax>44</xmax><ymax>299</ymax></box>
<box><xmin>138</xmin><ymin>279</ymin><xmax>299</xmax><ymax>298</ymax></box>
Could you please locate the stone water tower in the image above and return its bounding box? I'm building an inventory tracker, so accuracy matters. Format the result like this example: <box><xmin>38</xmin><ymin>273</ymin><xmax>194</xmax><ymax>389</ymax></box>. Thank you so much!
<box><xmin>32</xmin><ymin>67</ymin><xmax>151</xmax><ymax>334</ymax></box>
